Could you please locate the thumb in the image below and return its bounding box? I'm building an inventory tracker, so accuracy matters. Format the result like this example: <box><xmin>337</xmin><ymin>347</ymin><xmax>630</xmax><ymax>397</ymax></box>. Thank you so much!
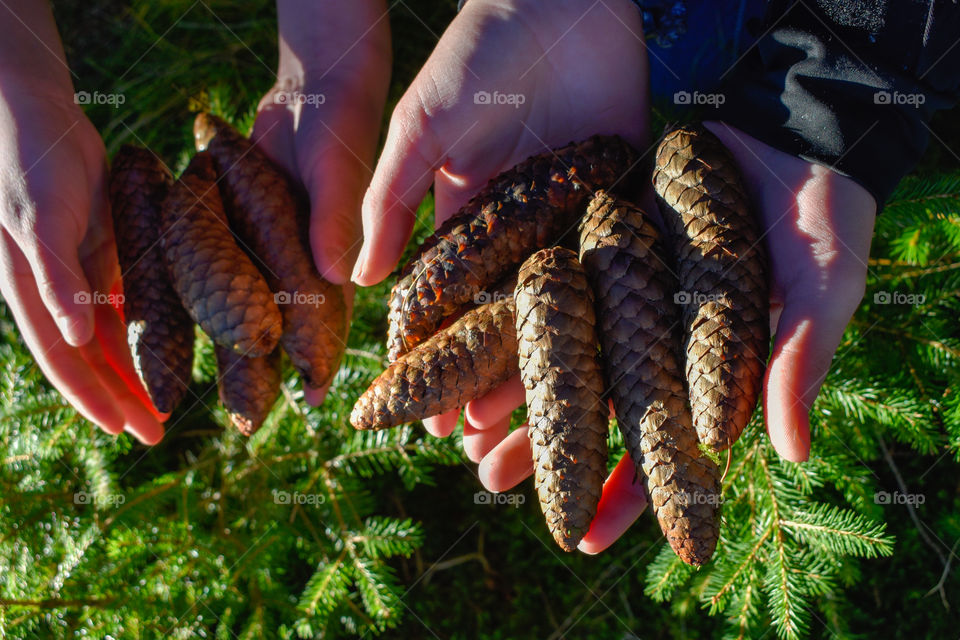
<box><xmin>763</xmin><ymin>277</ymin><xmax>865</xmax><ymax>462</ymax></box>
<box><xmin>299</xmin><ymin>127</ymin><xmax>377</xmax><ymax>285</ymax></box>
<box><xmin>352</xmin><ymin>102</ymin><xmax>441</xmax><ymax>286</ymax></box>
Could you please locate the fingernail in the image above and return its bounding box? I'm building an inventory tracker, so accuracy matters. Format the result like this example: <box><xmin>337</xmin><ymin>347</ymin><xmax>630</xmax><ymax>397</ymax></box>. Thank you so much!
<box><xmin>57</xmin><ymin>313</ymin><xmax>91</xmax><ymax>346</ymax></box>
<box><xmin>350</xmin><ymin>245</ymin><xmax>367</xmax><ymax>284</ymax></box>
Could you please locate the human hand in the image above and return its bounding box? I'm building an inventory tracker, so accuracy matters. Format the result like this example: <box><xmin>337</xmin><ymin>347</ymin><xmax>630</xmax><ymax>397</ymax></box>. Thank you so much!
<box><xmin>0</xmin><ymin>87</ymin><xmax>165</xmax><ymax>444</ymax></box>
<box><xmin>251</xmin><ymin>0</ymin><xmax>390</xmax><ymax>404</ymax></box>
<box><xmin>352</xmin><ymin>0</ymin><xmax>648</xmax><ymax>451</ymax></box>
<box><xmin>472</xmin><ymin>121</ymin><xmax>876</xmax><ymax>552</ymax></box>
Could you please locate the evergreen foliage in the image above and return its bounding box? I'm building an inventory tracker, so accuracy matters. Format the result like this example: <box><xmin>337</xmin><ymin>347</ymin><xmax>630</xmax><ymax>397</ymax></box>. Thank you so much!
<box><xmin>1</xmin><ymin>1</ymin><xmax>959</xmax><ymax>638</ymax></box>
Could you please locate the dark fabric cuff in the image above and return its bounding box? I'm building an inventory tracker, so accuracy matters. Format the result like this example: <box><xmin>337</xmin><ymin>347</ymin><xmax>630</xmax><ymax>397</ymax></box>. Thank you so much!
<box><xmin>714</xmin><ymin>2</ymin><xmax>960</xmax><ymax>209</ymax></box>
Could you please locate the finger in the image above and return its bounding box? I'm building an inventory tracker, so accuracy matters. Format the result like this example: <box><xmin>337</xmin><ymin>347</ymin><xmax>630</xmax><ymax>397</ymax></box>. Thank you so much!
<box><xmin>0</xmin><ymin>232</ymin><xmax>124</xmax><ymax>432</ymax></box>
<box><xmin>433</xmin><ymin>165</ymin><xmax>481</xmax><ymax>226</ymax></box>
<box><xmin>292</xmin><ymin>98</ymin><xmax>383</xmax><ymax>285</ymax></box>
<box><xmin>764</xmin><ymin>267</ymin><xmax>867</xmax><ymax>462</ymax></box>
<box><xmin>301</xmin><ymin>284</ymin><xmax>353</xmax><ymax>407</ymax></box>
<box><xmin>465</xmin><ymin>374</ymin><xmax>525</xmax><ymax>429</ymax></box>
<box><xmin>76</xmin><ymin>336</ymin><xmax>164</xmax><ymax>445</ymax></box>
<box><xmin>422</xmin><ymin>407</ymin><xmax>460</xmax><ymax>438</ymax></box>
<box><xmin>352</xmin><ymin>100</ymin><xmax>440</xmax><ymax>286</ymax></box>
<box><xmin>478</xmin><ymin>425</ymin><xmax>533</xmax><ymax>492</ymax></box>
<box><xmin>578</xmin><ymin>452</ymin><xmax>648</xmax><ymax>554</ymax></box>
<box><xmin>302</xmin><ymin>143</ymin><xmax>369</xmax><ymax>283</ymax></box>
<box><xmin>92</xmin><ymin>303</ymin><xmax>169</xmax><ymax>422</ymax></box>
<box><xmin>463</xmin><ymin>415</ymin><xmax>510</xmax><ymax>463</ymax></box>
<box><xmin>22</xmin><ymin>220</ymin><xmax>94</xmax><ymax>346</ymax></box>
<box><xmin>250</xmin><ymin>105</ymin><xmax>297</xmax><ymax>173</ymax></box>
<box><xmin>303</xmin><ymin>383</ymin><xmax>329</xmax><ymax>407</ymax></box>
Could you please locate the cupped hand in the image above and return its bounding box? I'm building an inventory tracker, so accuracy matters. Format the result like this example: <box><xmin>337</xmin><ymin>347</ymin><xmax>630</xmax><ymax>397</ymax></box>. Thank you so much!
<box><xmin>703</xmin><ymin>121</ymin><xmax>875</xmax><ymax>463</ymax></box>
<box><xmin>251</xmin><ymin>0</ymin><xmax>391</xmax><ymax>404</ymax></box>
<box><xmin>0</xmin><ymin>87</ymin><xmax>164</xmax><ymax>444</ymax></box>
<box><xmin>351</xmin><ymin>0</ymin><xmax>652</xmax><ymax>550</ymax></box>
<box><xmin>471</xmin><ymin>121</ymin><xmax>876</xmax><ymax>553</ymax></box>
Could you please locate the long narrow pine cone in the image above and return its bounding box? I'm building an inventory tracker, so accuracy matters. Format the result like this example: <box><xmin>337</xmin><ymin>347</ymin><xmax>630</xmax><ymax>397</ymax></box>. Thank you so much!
<box><xmin>351</xmin><ymin>297</ymin><xmax>518</xmax><ymax>431</ymax></box>
<box><xmin>652</xmin><ymin>125</ymin><xmax>769</xmax><ymax>451</ymax></box>
<box><xmin>194</xmin><ymin>113</ymin><xmax>347</xmax><ymax>389</ymax></box>
<box><xmin>215</xmin><ymin>345</ymin><xmax>282</xmax><ymax>435</ymax></box>
<box><xmin>160</xmin><ymin>151</ymin><xmax>281</xmax><ymax>357</ymax></box>
<box><xmin>578</xmin><ymin>191</ymin><xmax>721</xmax><ymax>566</ymax></box>
<box><xmin>515</xmin><ymin>248</ymin><xmax>608</xmax><ymax>552</ymax></box>
<box><xmin>109</xmin><ymin>145</ymin><xmax>194</xmax><ymax>414</ymax></box>
<box><xmin>387</xmin><ymin>135</ymin><xmax>639</xmax><ymax>361</ymax></box>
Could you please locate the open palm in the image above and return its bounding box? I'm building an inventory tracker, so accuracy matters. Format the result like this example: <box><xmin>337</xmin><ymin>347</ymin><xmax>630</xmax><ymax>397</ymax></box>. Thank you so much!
<box><xmin>352</xmin><ymin>0</ymin><xmax>653</xmax><ymax>551</ymax></box>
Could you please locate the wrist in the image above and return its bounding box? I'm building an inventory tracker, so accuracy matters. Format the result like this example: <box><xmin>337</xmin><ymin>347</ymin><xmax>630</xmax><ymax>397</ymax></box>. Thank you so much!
<box><xmin>275</xmin><ymin>0</ymin><xmax>389</xmax><ymax>82</ymax></box>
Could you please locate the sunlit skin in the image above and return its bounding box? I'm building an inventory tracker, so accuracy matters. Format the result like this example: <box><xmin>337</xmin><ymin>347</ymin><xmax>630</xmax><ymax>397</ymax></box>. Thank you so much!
<box><xmin>0</xmin><ymin>1</ymin><xmax>390</xmax><ymax>438</ymax></box>
<box><xmin>2</xmin><ymin>0</ymin><xmax>877</xmax><ymax>552</ymax></box>
<box><xmin>354</xmin><ymin>0</ymin><xmax>876</xmax><ymax>553</ymax></box>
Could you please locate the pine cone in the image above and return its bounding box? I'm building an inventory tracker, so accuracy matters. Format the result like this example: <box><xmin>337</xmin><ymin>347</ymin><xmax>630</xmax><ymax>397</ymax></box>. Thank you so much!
<box><xmin>351</xmin><ymin>297</ymin><xmax>518</xmax><ymax>431</ymax></box>
<box><xmin>653</xmin><ymin>125</ymin><xmax>769</xmax><ymax>451</ymax></box>
<box><xmin>388</xmin><ymin>135</ymin><xmax>639</xmax><ymax>361</ymax></box>
<box><xmin>109</xmin><ymin>145</ymin><xmax>194</xmax><ymax>414</ymax></box>
<box><xmin>160</xmin><ymin>151</ymin><xmax>281</xmax><ymax>357</ymax></box>
<box><xmin>515</xmin><ymin>247</ymin><xmax>608</xmax><ymax>551</ymax></box>
<box><xmin>578</xmin><ymin>191</ymin><xmax>720</xmax><ymax>566</ymax></box>
<box><xmin>194</xmin><ymin>113</ymin><xmax>347</xmax><ymax>389</ymax></box>
<box><xmin>215</xmin><ymin>345</ymin><xmax>282</xmax><ymax>435</ymax></box>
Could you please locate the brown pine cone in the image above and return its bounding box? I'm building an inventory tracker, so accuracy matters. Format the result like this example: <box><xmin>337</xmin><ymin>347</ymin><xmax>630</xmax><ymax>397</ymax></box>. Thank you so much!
<box><xmin>109</xmin><ymin>145</ymin><xmax>194</xmax><ymax>414</ymax></box>
<box><xmin>215</xmin><ymin>345</ymin><xmax>282</xmax><ymax>435</ymax></box>
<box><xmin>515</xmin><ymin>247</ymin><xmax>608</xmax><ymax>552</ymax></box>
<box><xmin>194</xmin><ymin>113</ymin><xmax>347</xmax><ymax>390</ymax></box>
<box><xmin>387</xmin><ymin>135</ymin><xmax>640</xmax><ymax>361</ymax></box>
<box><xmin>578</xmin><ymin>191</ymin><xmax>721</xmax><ymax>566</ymax></box>
<box><xmin>160</xmin><ymin>151</ymin><xmax>282</xmax><ymax>357</ymax></box>
<box><xmin>653</xmin><ymin>125</ymin><xmax>769</xmax><ymax>451</ymax></box>
<box><xmin>351</xmin><ymin>297</ymin><xmax>518</xmax><ymax>431</ymax></box>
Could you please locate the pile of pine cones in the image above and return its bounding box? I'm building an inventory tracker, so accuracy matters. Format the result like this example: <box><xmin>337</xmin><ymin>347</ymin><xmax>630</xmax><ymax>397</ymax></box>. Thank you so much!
<box><xmin>350</xmin><ymin>126</ymin><xmax>768</xmax><ymax>566</ymax></box>
<box><xmin>110</xmin><ymin>114</ymin><xmax>346</xmax><ymax>435</ymax></box>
